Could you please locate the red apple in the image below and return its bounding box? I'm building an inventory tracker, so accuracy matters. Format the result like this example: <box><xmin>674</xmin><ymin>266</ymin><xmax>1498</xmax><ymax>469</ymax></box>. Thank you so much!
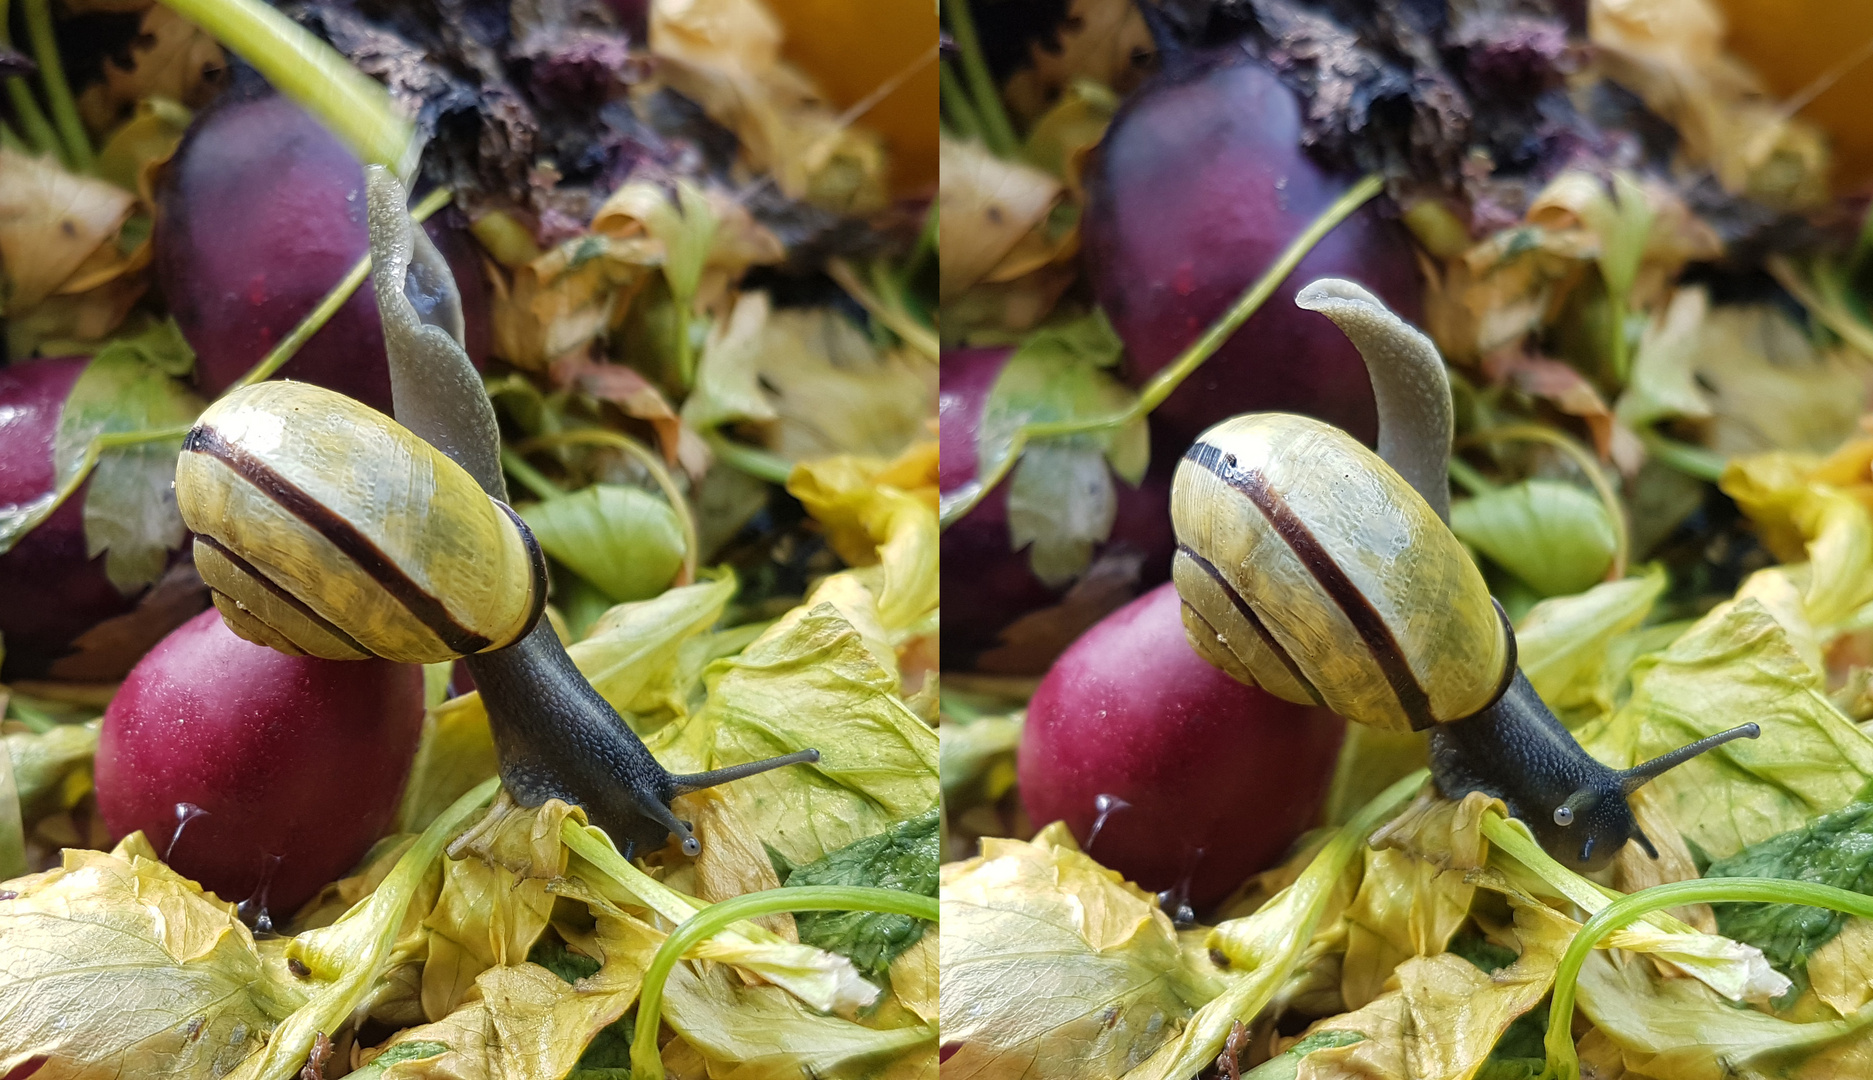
<box><xmin>1081</xmin><ymin>49</ymin><xmax>1423</xmax><ymax>450</ymax></box>
<box><xmin>155</xmin><ymin>90</ymin><xmax>490</xmax><ymax>415</ymax></box>
<box><xmin>95</xmin><ymin>608</ymin><xmax>426</xmax><ymax>917</ymax></box>
<box><xmin>0</xmin><ymin>358</ymin><xmax>144</xmax><ymax>679</ymax></box>
<box><xmin>1018</xmin><ymin>581</ymin><xmax>1345</xmax><ymax>910</ymax></box>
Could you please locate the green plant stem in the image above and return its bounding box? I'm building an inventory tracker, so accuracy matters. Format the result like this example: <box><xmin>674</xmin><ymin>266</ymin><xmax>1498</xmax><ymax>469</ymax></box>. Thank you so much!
<box><xmin>232</xmin><ymin>186</ymin><xmax>452</xmax><ymax>389</ymax></box>
<box><xmin>157</xmin><ymin>0</ymin><xmax>416</xmax><ymax>176</ymax></box>
<box><xmin>1458</xmin><ymin>423</ymin><xmax>1630</xmax><ymax>582</ymax></box>
<box><xmin>942</xmin><ymin>0</ymin><xmax>1018</xmax><ymax>157</ymax></box>
<box><xmin>0</xmin><ymin>0</ymin><xmax>59</xmax><ymax>162</ymax></box>
<box><xmin>828</xmin><ymin>258</ymin><xmax>938</xmax><ymax>359</ymax></box>
<box><xmin>939</xmin><ymin>58</ymin><xmax>985</xmax><ymax>141</ymax></box>
<box><xmin>1607</xmin><ymin>293</ymin><xmax>1632</xmax><ymax>386</ymax></box>
<box><xmin>514</xmin><ymin>429</ymin><xmax>699</xmax><ymax>587</ymax></box>
<box><xmin>702</xmin><ymin>429</ymin><xmax>794</xmax><ymax>486</ymax></box>
<box><xmin>939</xmin><ymin>173</ymin><xmax>1385</xmax><ymax>530</ymax></box>
<box><xmin>1447</xmin><ymin>456</ymin><xmax>1498</xmax><ymax>496</ymax></box>
<box><xmin>630</xmin><ymin>885</ymin><xmax>939</xmax><ymax>1080</ymax></box>
<box><xmin>22</xmin><ymin>0</ymin><xmax>90</xmax><ymax>172</ymax></box>
<box><xmin>1638</xmin><ymin>427</ymin><xmax>1727</xmax><ymax>484</ymax></box>
<box><xmin>1545</xmin><ymin>878</ymin><xmax>1873</xmax><ymax>1080</ymax></box>
<box><xmin>499</xmin><ymin>449</ymin><xmax>565</xmax><ymax>501</ymax></box>
<box><xmin>0</xmin><ymin>119</ymin><xmax>24</xmax><ymax>153</ymax></box>
<box><xmin>6</xmin><ymin>188</ymin><xmax>453</xmax><ymax>557</ymax></box>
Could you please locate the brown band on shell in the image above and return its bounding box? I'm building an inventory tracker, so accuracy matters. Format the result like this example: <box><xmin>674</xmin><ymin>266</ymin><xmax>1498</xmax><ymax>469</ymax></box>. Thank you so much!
<box><xmin>184</xmin><ymin>423</ymin><xmax>495</xmax><ymax>656</ymax></box>
<box><xmin>493</xmin><ymin>497</ymin><xmax>550</xmax><ymax>650</ymax></box>
<box><xmin>1176</xmin><ymin>543</ymin><xmax>1322</xmax><ymax>703</ymax></box>
<box><xmin>1186</xmin><ymin>439</ymin><xmax>1437</xmax><ymax>730</ymax></box>
<box><xmin>195</xmin><ymin>533</ymin><xmax>374</xmax><ymax>657</ymax></box>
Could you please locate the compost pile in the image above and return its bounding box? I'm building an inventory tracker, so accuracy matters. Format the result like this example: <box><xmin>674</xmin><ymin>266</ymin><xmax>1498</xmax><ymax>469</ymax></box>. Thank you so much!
<box><xmin>939</xmin><ymin>0</ymin><xmax>1873</xmax><ymax>1077</ymax></box>
<box><xmin>0</xmin><ymin>0</ymin><xmax>939</xmax><ymax>1076</ymax></box>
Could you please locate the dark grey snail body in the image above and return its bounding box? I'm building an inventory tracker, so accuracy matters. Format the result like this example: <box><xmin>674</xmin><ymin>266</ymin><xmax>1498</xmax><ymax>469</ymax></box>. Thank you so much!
<box><xmin>466</xmin><ymin>621</ymin><xmax>817</xmax><ymax>855</ymax></box>
<box><xmin>1172</xmin><ymin>279</ymin><xmax>1757</xmax><ymax>873</ymax></box>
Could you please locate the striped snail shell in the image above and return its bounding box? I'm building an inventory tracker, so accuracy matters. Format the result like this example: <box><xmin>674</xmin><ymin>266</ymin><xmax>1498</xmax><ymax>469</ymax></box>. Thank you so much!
<box><xmin>1171</xmin><ymin>414</ymin><xmax>1512</xmax><ymax>734</ymax></box>
<box><xmin>175</xmin><ymin>380</ymin><xmax>547</xmax><ymax>665</ymax></box>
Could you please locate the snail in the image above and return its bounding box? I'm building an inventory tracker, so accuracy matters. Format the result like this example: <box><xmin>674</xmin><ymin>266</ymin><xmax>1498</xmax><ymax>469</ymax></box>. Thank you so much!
<box><xmin>1170</xmin><ymin>278</ymin><xmax>1757</xmax><ymax>872</ymax></box>
<box><xmin>175</xmin><ymin>167</ymin><xmax>818</xmax><ymax>858</ymax></box>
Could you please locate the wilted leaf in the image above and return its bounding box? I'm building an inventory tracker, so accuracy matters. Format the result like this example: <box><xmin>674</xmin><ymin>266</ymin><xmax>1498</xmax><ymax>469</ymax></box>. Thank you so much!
<box><xmin>52</xmin><ymin>320</ymin><xmax>203</xmax><ymax>592</ymax></box>
<box><xmin>520</xmin><ymin>485</ymin><xmax>685</xmax><ymax>603</ymax></box>
<box><xmin>1336</xmin><ymin>845</ymin><xmax>1474</xmax><ymax>1011</ymax></box>
<box><xmin>938</xmin><ymin>137</ymin><xmax>1064</xmax><ymax>299</ymax></box>
<box><xmin>0</xmin><ymin>841</ymin><xmax>296</xmax><ymax>1077</ymax></box>
<box><xmin>1003</xmin><ymin>0</ymin><xmax>1153</xmax><ymax>122</ymax></box>
<box><xmin>1591</xmin><ymin>0</ymin><xmax>1830</xmax><ymax>208</ymax></box>
<box><xmin>1515</xmin><ymin>565</ymin><xmax>1668</xmax><ymax>719</ymax></box>
<box><xmin>5</xmin><ymin>720</ymin><xmax>97</xmax><ymax>822</ymax></box>
<box><xmin>1296</xmin><ymin>893</ymin><xmax>1571</xmax><ymax>1080</ymax></box>
<box><xmin>75</xmin><ymin>6</ymin><xmax>225</xmax><ymax>134</ymax></box>
<box><xmin>663</xmin><ymin>956</ymin><xmax>930</xmax><ymax>1080</ymax></box>
<box><xmin>1449</xmin><ymin>479</ymin><xmax>1617</xmax><ymax>597</ymax></box>
<box><xmin>650</xmin><ymin>0</ymin><xmax>888</xmax><ymax>213</ymax></box>
<box><xmin>788</xmin><ymin>442</ymin><xmax>939</xmax><ymax>633</ymax></box>
<box><xmin>95</xmin><ymin>97</ymin><xmax>192</xmax><ymax>204</ymax></box>
<box><xmin>687</xmin><ymin>604</ymin><xmax>939</xmax><ymax>866</ymax></box>
<box><xmin>1578</xmin><ymin>599</ymin><xmax>1873</xmax><ymax>862</ymax></box>
<box><xmin>939</xmin><ymin>825</ymin><xmax>1199</xmax><ymax>1080</ymax></box>
<box><xmin>0</xmin><ymin>148</ymin><xmax>141</xmax><ymax>312</ymax></box>
<box><xmin>1617</xmin><ymin>286</ymin><xmax>1715</xmax><ymax>430</ymax></box>
<box><xmin>1695</xmin><ymin>304</ymin><xmax>1869</xmax><ymax>458</ymax></box>
<box><xmin>548</xmin><ymin>355</ymin><xmax>686</xmax><ymax>462</ymax></box>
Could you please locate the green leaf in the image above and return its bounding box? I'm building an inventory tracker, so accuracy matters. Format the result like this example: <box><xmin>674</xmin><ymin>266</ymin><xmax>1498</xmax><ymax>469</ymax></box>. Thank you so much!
<box><xmin>1006</xmin><ymin>442</ymin><xmax>1116</xmax><ymax>587</ymax></box>
<box><xmin>773</xmin><ymin>809</ymin><xmax>939</xmax><ymax>980</ymax></box>
<box><xmin>1705</xmin><ymin>802</ymin><xmax>1873</xmax><ymax>986</ymax></box>
<box><xmin>1243</xmin><ymin>1030</ymin><xmax>1366</xmax><ymax>1080</ymax></box>
<box><xmin>1450</xmin><ymin>479</ymin><xmax>1617</xmax><ymax>597</ymax></box>
<box><xmin>520</xmin><ymin>485</ymin><xmax>686</xmax><ymax>604</ymax></box>
<box><xmin>1577</xmin><ymin>600</ymin><xmax>1873</xmax><ymax>862</ymax></box>
<box><xmin>51</xmin><ymin>319</ymin><xmax>203</xmax><ymax>593</ymax></box>
<box><xmin>977</xmin><ymin>311</ymin><xmax>1146</xmax><ymax>583</ymax></box>
<box><xmin>4</xmin><ymin>719</ymin><xmax>97</xmax><ymax>821</ymax></box>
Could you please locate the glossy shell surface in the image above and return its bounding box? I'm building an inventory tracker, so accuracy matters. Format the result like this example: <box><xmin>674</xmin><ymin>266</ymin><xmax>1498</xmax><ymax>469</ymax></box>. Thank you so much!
<box><xmin>175</xmin><ymin>381</ymin><xmax>541</xmax><ymax>663</ymax></box>
<box><xmin>1171</xmin><ymin>413</ymin><xmax>1509</xmax><ymax>733</ymax></box>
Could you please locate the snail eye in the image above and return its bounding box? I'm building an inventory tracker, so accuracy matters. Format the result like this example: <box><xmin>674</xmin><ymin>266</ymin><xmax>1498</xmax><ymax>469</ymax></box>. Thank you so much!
<box><xmin>1553</xmin><ymin>806</ymin><xmax>1575</xmax><ymax>827</ymax></box>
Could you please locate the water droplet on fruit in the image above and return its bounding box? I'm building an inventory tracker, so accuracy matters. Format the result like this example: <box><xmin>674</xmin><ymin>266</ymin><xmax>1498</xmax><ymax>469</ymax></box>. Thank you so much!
<box><xmin>1087</xmin><ymin>793</ymin><xmax>1131</xmax><ymax>850</ymax></box>
<box><xmin>166</xmin><ymin>803</ymin><xmax>207</xmax><ymax>862</ymax></box>
<box><xmin>238</xmin><ymin>852</ymin><xmax>283</xmax><ymax>936</ymax></box>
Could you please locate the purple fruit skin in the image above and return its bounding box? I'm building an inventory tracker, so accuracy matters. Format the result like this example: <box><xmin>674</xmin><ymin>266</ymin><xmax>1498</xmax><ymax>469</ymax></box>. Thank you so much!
<box><xmin>1082</xmin><ymin>51</ymin><xmax>1424</xmax><ymax>450</ymax></box>
<box><xmin>96</xmin><ymin>608</ymin><xmax>426</xmax><ymax>915</ymax></box>
<box><xmin>0</xmin><ymin>358</ymin><xmax>143</xmax><ymax>679</ymax></box>
<box><xmin>940</xmin><ymin>347</ymin><xmax>1176</xmax><ymax>666</ymax></box>
<box><xmin>156</xmin><ymin>93</ymin><xmax>491</xmax><ymax>416</ymax></box>
<box><xmin>1018</xmin><ymin>582</ymin><xmax>1345</xmax><ymax>910</ymax></box>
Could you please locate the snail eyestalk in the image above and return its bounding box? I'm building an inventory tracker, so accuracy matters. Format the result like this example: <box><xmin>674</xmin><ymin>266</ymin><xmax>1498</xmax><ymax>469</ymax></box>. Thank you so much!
<box><xmin>1619</xmin><ymin>723</ymin><xmax>1761</xmax><ymax>794</ymax></box>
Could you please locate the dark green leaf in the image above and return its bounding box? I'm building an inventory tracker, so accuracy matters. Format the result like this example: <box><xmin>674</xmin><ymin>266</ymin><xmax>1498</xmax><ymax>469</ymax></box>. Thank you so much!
<box><xmin>1450</xmin><ymin>479</ymin><xmax>1616</xmax><ymax>598</ymax></box>
<box><xmin>51</xmin><ymin>320</ymin><xmax>203</xmax><ymax>592</ymax></box>
<box><xmin>520</xmin><ymin>485</ymin><xmax>686</xmax><ymax>604</ymax></box>
<box><xmin>1706</xmin><ymin>801</ymin><xmax>1873</xmax><ymax>984</ymax></box>
<box><xmin>772</xmin><ymin>809</ymin><xmax>939</xmax><ymax>980</ymax></box>
<box><xmin>529</xmin><ymin>935</ymin><xmax>602</xmax><ymax>983</ymax></box>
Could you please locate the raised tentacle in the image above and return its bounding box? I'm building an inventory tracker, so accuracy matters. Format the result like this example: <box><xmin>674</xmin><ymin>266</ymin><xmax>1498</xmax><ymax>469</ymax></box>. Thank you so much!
<box><xmin>1295</xmin><ymin>278</ymin><xmax>1455</xmax><ymax>523</ymax></box>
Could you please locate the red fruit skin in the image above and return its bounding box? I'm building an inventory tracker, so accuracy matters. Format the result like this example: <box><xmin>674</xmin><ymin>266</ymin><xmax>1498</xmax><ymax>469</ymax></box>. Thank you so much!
<box><xmin>155</xmin><ymin>92</ymin><xmax>491</xmax><ymax>415</ymax></box>
<box><xmin>0</xmin><ymin>358</ymin><xmax>142</xmax><ymax>679</ymax></box>
<box><xmin>940</xmin><ymin>347</ymin><xmax>1176</xmax><ymax>667</ymax></box>
<box><xmin>96</xmin><ymin>608</ymin><xmax>426</xmax><ymax>916</ymax></box>
<box><xmin>1082</xmin><ymin>51</ymin><xmax>1423</xmax><ymax>450</ymax></box>
<box><xmin>1018</xmin><ymin>581</ymin><xmax>1345</xmax><ymax>910</ymax></box>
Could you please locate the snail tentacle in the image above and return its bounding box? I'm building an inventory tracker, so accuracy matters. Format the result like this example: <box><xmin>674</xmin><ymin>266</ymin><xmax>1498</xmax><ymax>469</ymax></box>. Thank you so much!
<box><xmin>1294</xmin><ymin>278</ymin><xmax>1453</xmax><ymax>524</ymax></box>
